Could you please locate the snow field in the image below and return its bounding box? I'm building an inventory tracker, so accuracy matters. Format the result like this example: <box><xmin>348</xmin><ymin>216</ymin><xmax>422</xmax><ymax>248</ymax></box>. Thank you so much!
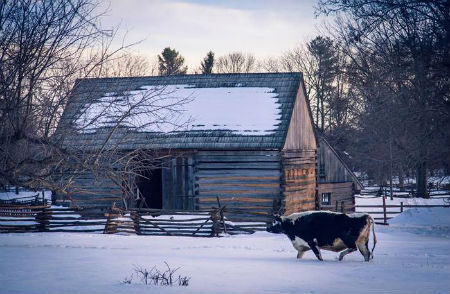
<box><xmin>0</xmin><ymin>209</ymin><xmax>449</xmax><ymax>294</ymax></box>
<box><xmin>1</xmin><ymin>189</ymin><xmax>449</xmax><ymax>293</ymax></box>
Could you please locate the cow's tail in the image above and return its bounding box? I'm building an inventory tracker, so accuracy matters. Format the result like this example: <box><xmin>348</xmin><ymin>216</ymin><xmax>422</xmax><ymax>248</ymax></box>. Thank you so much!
<box><xmin>369</xmin><ymin>215</ymin><xmax>377</xmax><ymax>260</ymax></box>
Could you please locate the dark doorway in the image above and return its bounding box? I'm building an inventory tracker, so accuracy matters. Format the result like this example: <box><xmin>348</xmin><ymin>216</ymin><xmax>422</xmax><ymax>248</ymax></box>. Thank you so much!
<box><xmin>136</xmin><ymin>168</ymin><xmax>162</xmax><ymax>209</ymax></box>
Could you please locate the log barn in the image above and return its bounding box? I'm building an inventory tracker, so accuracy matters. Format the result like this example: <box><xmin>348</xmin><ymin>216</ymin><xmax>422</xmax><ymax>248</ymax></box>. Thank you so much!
<box><xmin>56</xmin><ymin>73</ymin><xmax>361</xmax><ymax>219</ymax></box>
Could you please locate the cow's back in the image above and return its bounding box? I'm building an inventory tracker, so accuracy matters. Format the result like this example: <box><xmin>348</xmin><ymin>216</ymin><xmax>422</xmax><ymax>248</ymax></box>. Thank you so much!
<box><xmin>286</xmin><ymin>211</ymin><xmax>369</xmax><ymax>248</ymax></box>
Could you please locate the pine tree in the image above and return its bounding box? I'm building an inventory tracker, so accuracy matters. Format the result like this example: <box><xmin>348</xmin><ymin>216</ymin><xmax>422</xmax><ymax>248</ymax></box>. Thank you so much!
<box><xmin>158</xmin><ymin>47</ymin><xmax>188</xmax><ymax>76</ymax></box>
<box><xmin>307</xmin><ymin>36</ymin><xmax>338</xmax><ymax>133</ymax></box>
<box><xmin>200</xmin><ymin>51</ymin><xmax>214</xmax><ymax>74</ymax></box>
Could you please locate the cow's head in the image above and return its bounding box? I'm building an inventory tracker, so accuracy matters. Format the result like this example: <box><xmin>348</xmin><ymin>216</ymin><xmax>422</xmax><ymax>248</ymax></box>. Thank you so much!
<box><xmin>266</xmin><ymin>215</ymin><xmax>283</xmax><ymax>233</ymax></box>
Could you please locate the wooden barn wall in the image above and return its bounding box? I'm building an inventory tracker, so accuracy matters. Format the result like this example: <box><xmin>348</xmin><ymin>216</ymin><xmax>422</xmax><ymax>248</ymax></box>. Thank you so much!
<box><xmin>54</xmin><ymin>172</ymin><xmax>123</xmax><ymax>207</ymax></box>
<box><xmin>162</xmin><ymin>155</ymin><xmax>195</xmax><ymax>210</ymax></box>
<box><xmin>318</xmin><ymin>182</ymin><xmax>354</xmax><ymax>212</ymax></box>
<box><xmin>281</xmin><ymin>150</ymin><xmax>316</xmax><ymax>215</ymax></box>
<box><xmin>318</xmin><ymin>141</ymin><xmax>354</xmax><ymax>184</ymax></box>
<box><xmin>193</xmin><ymin>150</ymin><xmax>282</xmax><ymax>221</ymax></box>
<box><xmin>283</xmin><ymin>81</ymin><xmax>316</xmax><ymax>151</ymax></box>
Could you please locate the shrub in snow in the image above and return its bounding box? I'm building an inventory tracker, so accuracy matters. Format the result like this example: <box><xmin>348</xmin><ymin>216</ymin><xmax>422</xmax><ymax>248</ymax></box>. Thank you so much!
<box><xmin>124</xmin><ymin>262</ymin><xmax>190</xmax><ymax>287</ymax></box>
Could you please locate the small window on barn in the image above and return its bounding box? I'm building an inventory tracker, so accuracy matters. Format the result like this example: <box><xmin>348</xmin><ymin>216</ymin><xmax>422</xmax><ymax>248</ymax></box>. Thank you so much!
<box><xmin>321</xmin><ymin>193</ymin><xmax>331</xmax><ymax>205</ymax></box>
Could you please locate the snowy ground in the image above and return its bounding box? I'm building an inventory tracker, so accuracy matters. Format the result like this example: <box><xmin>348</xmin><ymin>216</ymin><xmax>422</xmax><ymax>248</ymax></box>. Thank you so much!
<box><xmin>1</xmin><ymin>209</ymin><xmax>449</xmax><ymax>294</ymax></box>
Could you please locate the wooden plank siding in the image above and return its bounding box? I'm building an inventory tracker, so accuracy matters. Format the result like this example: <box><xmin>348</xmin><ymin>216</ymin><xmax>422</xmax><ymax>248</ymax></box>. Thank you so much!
<box><xmin>54</xmin><ymin>172</ymin><xmax>123</xmax><ymax>207</ymax></box>
<box><xmin>194</xmin><ymin>150</ymin><xmax>282</xmax><ymax>220</ymax></box>
<box><xmin>162</xmin><ymin>155</ymin><xmax>195</xmax><ymax>210</ymax></box>
<box><xmin>318</xmin><ymin>182</ymin><xmax>355</xmax><ymax>212</ymax></box>
<box><xmin>281</xmin><ymin>150</ymin><xmax>317</xmax><ymax>215</ymax></box>
<box><xmin>317</xmin><ymin>137</ymin><xmax>362</xmax><ymax>190</ymax></box>
<box><xmin>281</xmin><ymin>80</ymin><xmax>318</xmax><ymax>215</ymax></box>
<box><xmin>283</xmin><ymin>80</ymin><xmax>316</xmax><ymax>151</ymax></box>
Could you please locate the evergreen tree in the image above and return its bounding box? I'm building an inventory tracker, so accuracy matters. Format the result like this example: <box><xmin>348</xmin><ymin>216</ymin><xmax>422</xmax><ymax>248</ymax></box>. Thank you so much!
<box><xmin>158</xmin><ymin>47</ymin><xmax>187</xmax><ymax>76</ymax></box>
<box><xmin>307</xmin><ymin>36</ymin><xmax>338</xmax><ymax>133</ymax></box>
<box><xmin>200</xmin><ymin>51</ymin><xmax>214</xmax><ymax>74</ymax></box>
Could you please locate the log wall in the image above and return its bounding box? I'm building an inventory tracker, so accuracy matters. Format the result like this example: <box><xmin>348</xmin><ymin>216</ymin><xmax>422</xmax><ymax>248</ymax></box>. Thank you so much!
<box><xmin>193</xmin><ymin>150</ymin><xmax>282</xmax><ymax>221</ymax></box>
<box><xmin>281</xmin><ymin>150</ymin><xmax>317</xmax><ymax>215</ymax></box>
<box><xmin>55</xmin><ymin>172</ymin><xmax>122</xmax><ymax>207</ymax></box>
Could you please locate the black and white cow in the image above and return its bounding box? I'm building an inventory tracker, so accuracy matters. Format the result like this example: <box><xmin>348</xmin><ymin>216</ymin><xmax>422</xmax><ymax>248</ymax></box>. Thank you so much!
<box><xmin>267</xmin><ymin>211</ymin><xmax>377</xmax><ymax>261</ymax></box>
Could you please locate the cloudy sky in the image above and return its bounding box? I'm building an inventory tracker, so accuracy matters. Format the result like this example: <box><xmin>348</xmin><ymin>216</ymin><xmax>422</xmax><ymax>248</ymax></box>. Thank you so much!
<box><xmin>102</xmin><ymin>0</ymin><xmax>324</xmax><ymax>69</ymax></box>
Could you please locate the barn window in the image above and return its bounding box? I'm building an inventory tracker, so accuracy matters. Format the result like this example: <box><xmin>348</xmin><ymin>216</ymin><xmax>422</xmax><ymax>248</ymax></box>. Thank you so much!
<box><xmin>321</xmin><ymin>193</ymin><xmax>331</xmax><ymax>205</ymax></box>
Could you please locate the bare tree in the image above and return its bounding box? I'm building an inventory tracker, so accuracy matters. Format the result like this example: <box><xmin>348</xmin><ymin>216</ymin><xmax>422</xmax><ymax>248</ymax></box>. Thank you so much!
<box><xmin>319</xmin><ymin>0</ymin><xmax>450</xmax><ymax>197</ymax></box>
<box><xmin>0</xmin><ymin>0</ymin><xmax>189</xmax><ymax>207</ymax></box>
<box><xmin>258</xmin><ymin>57</ymin><xmax>283</xmax><ymax>73</ymax></box>
<box><xmin>278</xmin><ymin>38</ymin><xmax>354</xmax><ymax>136</ymax></box>
<box><xmin>61</xmin><ymin>84</ymin><xmax>193</xmax><ymax>208</ymax></box>
<box><xmin>99</xmin><ymin>53</ymin><xmax>158</xmax><ymax>77</ymax></box>
<box><xmin>216</xmin><ymin>52</ymin><xmax>258</xmax><ymax>73</ymax></box>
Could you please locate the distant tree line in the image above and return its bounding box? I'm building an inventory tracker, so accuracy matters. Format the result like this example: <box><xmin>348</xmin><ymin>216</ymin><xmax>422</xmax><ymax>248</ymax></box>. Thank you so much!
<box><xmin>0</xmin><ymin>0</ymin><xmax>447</xmax><ymax>199</ymax></box>
<box><xmin>147</xmin><ymin>0</ymin><xmax>450</xmax><ymax>197</ymax></box>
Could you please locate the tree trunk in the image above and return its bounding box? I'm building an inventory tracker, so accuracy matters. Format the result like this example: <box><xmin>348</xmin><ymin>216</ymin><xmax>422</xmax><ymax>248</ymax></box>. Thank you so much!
<box><xmin>316</xmin><ymin>90</ymin><xmax>319</xmax><ymax>130</ymax></box>
<box><xmin>416</xmin><ymin>161</ymin><xmax>428</xmax><ymax>198</ymax></box>
<box><xmin>399</xmin><ymin>172</ymin><xmax>405</xmax><ymax>192</ymax></box>
<box><xmin>389</xmin><ymin>134</ymin><xmax>393</xmax><ymax>200</ymax></box>
<box><xmin>320</xmin><ymin>92</ymin><xmax>325</xmax><ymax>132</ymax></box>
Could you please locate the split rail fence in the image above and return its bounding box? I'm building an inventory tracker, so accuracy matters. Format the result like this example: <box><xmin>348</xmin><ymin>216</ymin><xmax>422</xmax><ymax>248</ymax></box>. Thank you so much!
<box><xmin>328</xmin><ymin>197</ymin><xmax>450</xmax><ymax>225</ymax></box>
<box><xmin>0</xmin><ymin>204</ymin><xmax>268</xmax><ymax>236</ymax></box>
<box><xmin>3</xmin><ymin>195</ymin><xmax>448</xmax><ymax>233</ymax></box>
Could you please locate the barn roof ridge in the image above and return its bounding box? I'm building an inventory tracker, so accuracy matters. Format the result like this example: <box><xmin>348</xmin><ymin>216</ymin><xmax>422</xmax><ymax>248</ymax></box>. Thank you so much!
<box><xmin>75</xmin><ymin>72</ymin><xmax>303</xmax><ymax>83</ymax></box>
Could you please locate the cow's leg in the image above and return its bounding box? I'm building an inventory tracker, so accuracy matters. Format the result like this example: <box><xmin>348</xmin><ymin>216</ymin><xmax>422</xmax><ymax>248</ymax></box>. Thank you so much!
<box><xmin>338</xmin><ymin>247</ymin><xmax>357</xmax><ymax>261</ymax></box>
<box><xmin>356</xmin><ymin>240</ymin><xmax>370</xmax><ymax>261</ymax></box>
<box><xmin>296</xmin><ymin>247</ymin><xmax>309</xmax><ymax>259</ymax></box>
<box><xmin>356</xmin><ymin>221</ymin><xmax>372</xmax><ymax>262</ymax></box>
<box><xmin>309</xmin><ymin>239</ymin><xmax>323</xmax><ymax>261</ymax></box>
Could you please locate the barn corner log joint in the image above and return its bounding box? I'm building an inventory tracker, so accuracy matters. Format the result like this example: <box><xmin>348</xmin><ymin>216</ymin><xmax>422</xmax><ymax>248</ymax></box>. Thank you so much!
<box><xmin>55</xmin><ymin>73</ymin><xmax>362</xmax><ymax>221</ymax></box>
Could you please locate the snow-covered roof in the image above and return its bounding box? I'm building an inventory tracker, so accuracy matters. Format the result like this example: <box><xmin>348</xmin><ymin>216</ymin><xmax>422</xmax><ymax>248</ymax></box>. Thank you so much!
<box><xmin>75</xmin><ymin>85</ymin><xmax>280</xmax><ymax>135</ymax></box>
<box><xmin>59</xmin><ymin>73</ymin><xmax>303</xmax><ymax>150</ymax></box>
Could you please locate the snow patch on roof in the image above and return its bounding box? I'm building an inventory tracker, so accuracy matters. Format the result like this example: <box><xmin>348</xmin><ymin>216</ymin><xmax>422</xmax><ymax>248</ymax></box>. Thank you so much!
<box><xmin>75</xmin><ymin>84</ymin><xmax>281</xmax><ymax>135</ymax></box>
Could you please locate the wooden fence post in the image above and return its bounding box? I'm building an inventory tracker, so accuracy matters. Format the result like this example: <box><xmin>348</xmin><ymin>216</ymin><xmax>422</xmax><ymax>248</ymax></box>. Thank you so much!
<box><xmin>131</xmin><ymin>210</ymin><xmax>141</xmax><ymax>235</ymax></box>
<box><xmin>382</xmin><ymin>196</ymin><xmax>387</xmax><ymax>225</ymax></box>
<box><xmin>341</xmin><ymin>201</ymin><xmax>345</xmax><ymax>213</ymax></box>
<box><xmin>103</xmin><ymin>213</ymin><xmax>112</xmax><ymax>234</ymax></box>
<box><xmin>210</xmin><ymin>208</ymin><xmax>221</xmax><ymax>237</ymax></box>
<box><xmin>335</xmin><ymin>201</ymin><xmax>338</xmax><ymax>212</ymax></box>
<box><xmin>104</xmin><ymin>211</ymin><xmax>119</xmax><ymax>234</ymax></box>
<box><xmin>400</xmin><ymin>202</ymin><xmax>404</xmax><ymax>213</ymax></box>
<box><xmin>216</xmin><ymin>196</ymin><xmax>227</xmax><ymax>234</ymax></box>
<box><xmin>35</xmin><ymin>207</ymin><xmax>50</xmax><ymax>232</ymax></box>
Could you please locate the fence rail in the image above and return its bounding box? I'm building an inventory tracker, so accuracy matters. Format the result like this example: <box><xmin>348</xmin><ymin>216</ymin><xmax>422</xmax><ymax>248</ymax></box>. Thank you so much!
<box><xmin>0</xmin><ymin>204</ymin><xmax>267</xmax><ymax>236</ymax></box>
<box><xmin>4</xmin><ymin>193</ymin><xmax>448</xmax><ymax>233</ymax></box>
<box><xmin>326</xmin><ymin>197</ymin><xmax>450</xmax><ymax>225</ymax></box>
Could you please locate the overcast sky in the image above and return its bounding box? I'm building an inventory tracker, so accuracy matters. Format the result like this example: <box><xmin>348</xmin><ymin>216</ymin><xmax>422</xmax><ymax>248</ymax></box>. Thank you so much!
<box><xmin>102</xmin><ymin>0</ymin><xmax>324</xmax><ymax>70</ymax></box>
